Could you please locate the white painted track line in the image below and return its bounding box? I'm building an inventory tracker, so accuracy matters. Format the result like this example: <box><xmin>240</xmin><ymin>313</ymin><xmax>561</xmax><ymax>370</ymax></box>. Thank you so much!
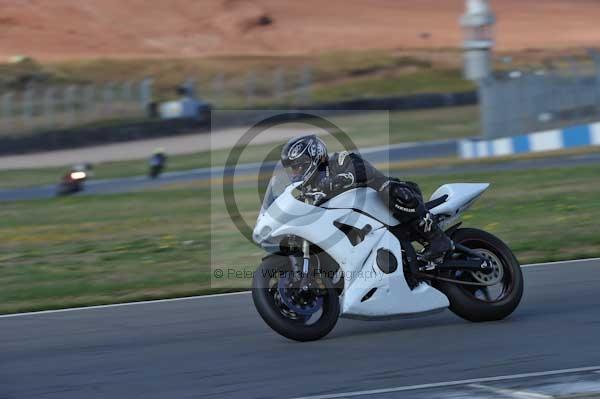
<box><xmin>468</xmin><ymin>383</ymin><xmax>553</xmax><ymax>399</ymax></box>
<box><xmin>0</xmin><ymin>291</ymin><xmax>250</xmax><ymax>319</ymax></box>
<box><xmin>290</xmin><ymin>366</ymin><xmax>600</xmax><ymax>399</ymax></box>
<box><xmin>521</xmin><ymin>257</ymin><xmax>600</xmax><ymax>268</ymax></box>
<box><xmin>0</xmin><ymin>257</ymin><xmax>598</xmax><ymax>319</ymax></box>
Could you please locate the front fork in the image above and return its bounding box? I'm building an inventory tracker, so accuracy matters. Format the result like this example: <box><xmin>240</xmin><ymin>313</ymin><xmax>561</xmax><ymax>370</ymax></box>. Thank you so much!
<box><xmin>302</xmin><ymin>239</ymin><xmax>310</xmax><ymax>275</ymax></box>
<box><xmin>301</xmin><ymin>196</ymin><xmax>313</xmax><ymax>278</ymax></box>
<box><xmin>297</xmin><ymin>195</ymin><xmax>326</xmax><ymax>292</ymax></box>
<box><xmin>295</xmin><ymin>239</ymin><xmax>312</xmax><ymax>292</ymax></box>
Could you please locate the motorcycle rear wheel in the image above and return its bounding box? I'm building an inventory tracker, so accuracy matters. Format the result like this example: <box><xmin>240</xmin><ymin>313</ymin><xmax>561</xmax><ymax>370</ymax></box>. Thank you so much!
<box><xmin>252</xmin><ymin>254</ymin><xmax>340</xmax><ymax>342</ymax></box>
<box><xmin>434</xmin><ymin>228</ymin><xmax>524</xmax><ymax>322</ymax></box>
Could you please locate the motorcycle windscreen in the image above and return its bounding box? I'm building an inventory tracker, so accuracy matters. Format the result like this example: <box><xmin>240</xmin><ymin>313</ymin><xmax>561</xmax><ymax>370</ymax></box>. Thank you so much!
<box><xmin>260</xmin><ymin>162</ymin><xmax>292</xmax><ymax>214</ymax></box>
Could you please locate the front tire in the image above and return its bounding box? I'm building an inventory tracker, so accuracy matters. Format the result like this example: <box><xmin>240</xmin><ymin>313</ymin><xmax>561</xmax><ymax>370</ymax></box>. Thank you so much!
<box><xmin>435</xmin><ymin>228</ymin><xmax>524</xmax><ymax>322</ymax></box>
<box><xmin>252</xmin><ymin>254</ymin><xmax>340</xmax><ymax>342</ymax></box>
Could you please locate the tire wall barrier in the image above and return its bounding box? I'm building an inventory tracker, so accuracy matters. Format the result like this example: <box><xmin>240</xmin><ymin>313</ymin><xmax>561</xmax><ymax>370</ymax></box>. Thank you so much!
<box><xmin>0</xmin><ymin>91</ymin><xmax>476</xmax><ymax>156</ymax></box>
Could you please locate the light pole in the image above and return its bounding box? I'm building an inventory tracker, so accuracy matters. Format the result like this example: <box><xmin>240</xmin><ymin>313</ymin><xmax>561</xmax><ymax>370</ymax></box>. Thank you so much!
<box><xmin>461</xmin><ymin>0</ymin><xmax>495</xmax><ymax>81</ymax></box>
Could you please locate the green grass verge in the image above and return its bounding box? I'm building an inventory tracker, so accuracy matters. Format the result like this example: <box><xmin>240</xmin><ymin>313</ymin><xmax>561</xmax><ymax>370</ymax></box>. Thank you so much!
<box><xmin>0</xmin><ymin>105</ymin><xmax>478</xmax><ymax>189</ymax></box>
<box><xmin>1</xmin><ymin>162</ymin><xmax>599</xmax><ymax>314</ymax></box>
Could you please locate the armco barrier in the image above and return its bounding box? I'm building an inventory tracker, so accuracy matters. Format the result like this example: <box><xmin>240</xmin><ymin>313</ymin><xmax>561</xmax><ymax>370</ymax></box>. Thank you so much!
<box><xmin>459</xmin><ymin>122</ymin><xmax>600</xmax><ymax>159</ymax></box>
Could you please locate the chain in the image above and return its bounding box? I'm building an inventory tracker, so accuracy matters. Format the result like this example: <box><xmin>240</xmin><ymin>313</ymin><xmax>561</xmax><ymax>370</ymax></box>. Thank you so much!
<box><xmin>415</xmin><ymin>273</ymin><xmax>494</xmax><ymax>287</ymax></box>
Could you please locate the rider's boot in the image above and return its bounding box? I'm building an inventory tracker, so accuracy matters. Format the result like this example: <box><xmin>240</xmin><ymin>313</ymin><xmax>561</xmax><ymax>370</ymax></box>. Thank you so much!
<box><xmin>412</xmin><ymin>213</ymin><xmax>454</xmax><ymax>265</ymax></box>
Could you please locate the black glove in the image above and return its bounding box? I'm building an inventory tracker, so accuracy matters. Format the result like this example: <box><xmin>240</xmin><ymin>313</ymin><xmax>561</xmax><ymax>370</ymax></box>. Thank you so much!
<box><xmin>315</xmin><ymin>176</ymin><xmax>333</xmax><ymax>193</ymax></box>
<box><xmin>311</xmin><ymin>173</ymin><xmax>356</xmax><ymax>199</ymax></box>
<box><xmin>322</xmin><ymin>173</ymin><xmax>355</xmax><ymax>192</ymax></box>
<box><xmin>392</xmin><ymin>185</ymin><xmax>419</xmax><ymax>209</ymax></box>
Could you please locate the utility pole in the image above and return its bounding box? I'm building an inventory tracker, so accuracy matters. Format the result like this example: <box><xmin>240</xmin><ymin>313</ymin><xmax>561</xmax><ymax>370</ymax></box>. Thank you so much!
<box><xmin>461</xmin><ymin>0</ymin><xmax>495</xmax><ymax>81</ymax></box>
<box><xmin>462</xmin><ymin>0</ymin><xmax>497</xmax><ymax>139</ymax></box>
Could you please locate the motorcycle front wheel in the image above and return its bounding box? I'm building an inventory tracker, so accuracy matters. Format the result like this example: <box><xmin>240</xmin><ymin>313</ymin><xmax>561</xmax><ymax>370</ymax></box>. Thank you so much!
<box><xmin>252</xmin><ymin>254</ymin><xmax>340</xmax><ymax>342</ymax></box>
<box><xmin>435</xmin><ymin>228</ymin><xmax>524</xmax><ymax>322</ymax></box>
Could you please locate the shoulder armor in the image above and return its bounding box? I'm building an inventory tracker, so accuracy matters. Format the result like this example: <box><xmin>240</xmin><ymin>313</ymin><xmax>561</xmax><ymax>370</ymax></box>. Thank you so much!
<box><xmin>337</xmin><ymin>151</ymin><xmax>349</xmax><ymax>166</ymax></box>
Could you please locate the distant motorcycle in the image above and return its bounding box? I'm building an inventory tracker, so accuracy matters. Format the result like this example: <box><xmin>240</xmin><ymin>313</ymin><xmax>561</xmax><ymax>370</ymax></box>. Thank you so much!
<box><xmin>252</xmin><ymin>164</ymin><xmax>524</xmax><ymax>341</ymax></box>
<box><xmin>56</xmin><ymin>168</ymin><xmax>88</xmax><ymax>196</ymax></box>
<box><xmin>148</xmin><ymin>151</ymin><xmax>167</xmax><ymax>179</ymax></box>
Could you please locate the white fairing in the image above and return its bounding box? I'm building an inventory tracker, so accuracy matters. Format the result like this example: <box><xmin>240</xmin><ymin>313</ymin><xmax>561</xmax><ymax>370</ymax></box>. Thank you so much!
<box><xmin>253</xmin><ymin>181</ymin><xmax>489</xmax><ymax>319</ymax></box>
<box><xmin>339</xmin><ymin>229</ymin><xmax>449</xmax><ymax>319</ymax></box>
<box><xmin>428</xmin><ymin>183</ymin><xmax>490</xmax><ymax>229</ymax></box>
<box><xmin>321</xmin><ymin>188</ymin><xmax>400</xmax><ymax>226</ymax></box>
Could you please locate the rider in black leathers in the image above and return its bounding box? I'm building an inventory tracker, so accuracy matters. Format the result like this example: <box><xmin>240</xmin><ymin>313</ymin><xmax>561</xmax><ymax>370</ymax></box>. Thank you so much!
<box><xmin>281</xmin><ymin>135</ymin><xmax>453</xmax><ymax>263</ymax></box>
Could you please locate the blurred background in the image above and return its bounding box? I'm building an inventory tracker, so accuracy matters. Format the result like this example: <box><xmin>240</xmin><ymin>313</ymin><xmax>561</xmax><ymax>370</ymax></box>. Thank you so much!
<box><xmin>4</xmin><ymin>1</ymin><xmax>600</xmax><ymax>398</ymax></box>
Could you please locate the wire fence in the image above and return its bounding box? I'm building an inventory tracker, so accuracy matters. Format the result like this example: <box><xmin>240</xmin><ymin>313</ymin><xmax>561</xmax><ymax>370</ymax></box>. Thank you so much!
<box><xmin>199</xmin><ymin>65</ymin><xmax>313</xmax><ymax>107</ymax></box>
<box><xmin>7</xmin><ymin>54</ymin><xmax>600</xmax><ymax>142</ymax></box>
<box><xmin>479</xmin><ymin>55</ymin><xmax>600</xmax><ymax>139</ymax></box>
<box><xmin>0</xmin><ymin>66</ymin><xmax>314</xmax><ymax>138</ymax></box>
<box><xmin>0</xmin><ymin>79</ymin><xmax>153</xmax><ymax>137</ymax></box>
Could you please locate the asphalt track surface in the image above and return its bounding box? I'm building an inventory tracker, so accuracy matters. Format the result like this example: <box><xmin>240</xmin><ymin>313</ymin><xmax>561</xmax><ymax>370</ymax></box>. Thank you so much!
<box><xmin>2</xmin><ymin>141</ymin><xmax>600</xmax><ymax>202</ymax></box>
<box><xmin>2</xmin><ymin>259</ymin><xmax>600</xmax><ymax>398</ymax></box>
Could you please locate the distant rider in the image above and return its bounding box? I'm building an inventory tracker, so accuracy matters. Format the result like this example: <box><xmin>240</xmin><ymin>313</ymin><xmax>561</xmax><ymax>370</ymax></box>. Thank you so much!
<box><xmin>150</xmin><ymin>148</ymin><xmax>167</xmax><ymax>166</ymax></box>
<box><xmin>280</xmin><ymin>135</ymin><xmax>453</xmax><ymax>263</ymax></box>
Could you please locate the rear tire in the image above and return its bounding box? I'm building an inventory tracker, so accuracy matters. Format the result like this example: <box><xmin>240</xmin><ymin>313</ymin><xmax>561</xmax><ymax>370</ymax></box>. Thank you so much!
<box><xmin>252</xmin><ymin>254</ymin><xmax>340</xmax><ymax>342</ymax></box>
<box><xmin>435</xmin><ymin>228</ymin><xmax>524</xmax><ymax>322</ymax></box>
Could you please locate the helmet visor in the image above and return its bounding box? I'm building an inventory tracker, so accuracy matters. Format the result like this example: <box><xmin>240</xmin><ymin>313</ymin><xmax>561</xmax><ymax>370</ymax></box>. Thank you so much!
<box><xmin>285</xmin><ymin>164</ymin><xmax>308</xmax><ymax>183</ymax></box>
<box><xmin>284</xmin><ymin>155</ymin><xmax>312</xmax><ymax>183</ymax></box>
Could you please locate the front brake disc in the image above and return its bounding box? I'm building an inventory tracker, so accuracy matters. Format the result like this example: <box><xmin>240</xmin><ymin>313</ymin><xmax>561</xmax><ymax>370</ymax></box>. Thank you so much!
<box><xmin>277</xmin><ymin>277</ymin><xmax>324</xmax><ymax>317</ymax></box>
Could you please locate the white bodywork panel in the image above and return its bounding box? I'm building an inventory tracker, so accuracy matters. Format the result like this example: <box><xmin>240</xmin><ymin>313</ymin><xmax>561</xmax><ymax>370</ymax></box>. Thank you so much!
<box><xmin>253</xmin><ymin>182</ymin><xmax>489</xmax><ymax>319</ymax></box>
<box><xmin>340</xmin><ymin>229</ymin><xmax>449</xmax><ymax>319</ymax></box>
<box><xmin>322</xmin><ymin>188</ymin><xmax>400</xmax><ymax>226</ymax></box>
<box><xmin>429</xmin><ymin>183</ymin><xmax>490</xmax><ymax>228</ymax></box>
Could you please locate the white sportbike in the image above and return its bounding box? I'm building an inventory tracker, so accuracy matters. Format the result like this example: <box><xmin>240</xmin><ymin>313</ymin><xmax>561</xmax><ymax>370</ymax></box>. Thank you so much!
<box><xmin>252</xmin><ymin>167</ymin><xmax>524</xmax><ymax>341</ymax></box>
